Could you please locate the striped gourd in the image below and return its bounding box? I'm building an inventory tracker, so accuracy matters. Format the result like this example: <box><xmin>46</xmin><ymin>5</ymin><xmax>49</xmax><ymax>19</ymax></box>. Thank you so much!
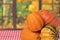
<box><xmin>40</xmin><ymin>25</ymin><xmax>58</xmax><ymax>40</ymax></box>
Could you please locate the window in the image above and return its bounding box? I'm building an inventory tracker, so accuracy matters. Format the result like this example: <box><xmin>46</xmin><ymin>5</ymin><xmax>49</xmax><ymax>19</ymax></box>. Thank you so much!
<box><xmin>0</xmin><ymin>0</ymin><xmax>13</xmax><ymax>29</ymax></box>
<box><xmin>0</xmin><ymin>0</ymin><xmax>39</xmax><ymax>29</ymax></box>
<box><xmin>0</xmin><ymin>0</ymin><xmax>59</xmax><ymax>30</ymax></box>
<box><xmin>41</xmin><ymin>0</ymin><xmax>60</xmax><ymax>16</ymax></box>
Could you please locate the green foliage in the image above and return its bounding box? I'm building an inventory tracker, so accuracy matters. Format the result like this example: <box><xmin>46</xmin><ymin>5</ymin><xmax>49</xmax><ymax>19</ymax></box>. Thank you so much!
<box><xmin>16</xmin><ymin>1</ymin><xmax>31</xmax><ymax>17</ymax></box>
<box><xmin>0</xmin><ymin>6</ymin><xmax>2</xmax><ymax>13</ymax></box>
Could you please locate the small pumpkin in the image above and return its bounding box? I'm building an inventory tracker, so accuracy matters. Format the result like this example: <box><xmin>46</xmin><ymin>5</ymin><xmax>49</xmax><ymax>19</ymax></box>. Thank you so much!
<box><xmin>49</xmin><ymin>17</ymin><xmax>59</xmax><ymax>27</ymax></box>
<box><xmin>26</xmin><ymin>12</ymin><xmax>44</xmax><ymax>31</ymax></box>
<box><xmin>39</xmin><ymin>10</ymin><xmax>59</xmax><ymax>26</ymax></box>
<box><xmin>40</xmin><ymin>25</ymin><xmax>58</xmax><ymax>40</ymax></box>
<box><xmin>20</xmin><ymin>28</ymin><xmax>40</xmax><ymax>40</ymax></box>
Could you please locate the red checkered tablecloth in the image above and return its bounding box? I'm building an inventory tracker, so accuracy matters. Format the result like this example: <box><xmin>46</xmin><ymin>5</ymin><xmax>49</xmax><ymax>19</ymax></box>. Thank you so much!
<box><xmin>0</xmin><ymin>30</ymin><xmax>60</xmax><ymax>40</ymax></box>
<box><xmin>0</xmin><ymin>30</ymin><xmax>21</xmax><ymax>40</ymax></box>
<box><xmin>58</xmin><ymin>30</ymin><xmax>60</xmax><ymax>40</ymax></box>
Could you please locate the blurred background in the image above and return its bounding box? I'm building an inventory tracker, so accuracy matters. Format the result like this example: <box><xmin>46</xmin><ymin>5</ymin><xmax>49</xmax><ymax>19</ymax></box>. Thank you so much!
<box><xmin>0</xmin><ymin>0</ymin><xmax>60</xmax><ymax>29</ymax></box>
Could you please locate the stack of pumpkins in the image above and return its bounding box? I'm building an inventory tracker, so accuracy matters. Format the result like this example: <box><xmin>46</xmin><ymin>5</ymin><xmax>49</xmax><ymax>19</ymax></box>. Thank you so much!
<box><xmin>21</xmin><ymin>10</ymin><xmax>59</xmax><ymax>40</ymax></box>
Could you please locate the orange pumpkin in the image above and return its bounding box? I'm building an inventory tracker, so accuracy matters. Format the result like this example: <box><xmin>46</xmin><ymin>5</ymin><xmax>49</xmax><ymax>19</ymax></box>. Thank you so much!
<box><xmin>20</xmin><ymin>28</ymin><xmax>40</xmax><ymax>40</ymax></box>
<box><xmin>26</xmin><ymin>12</ymin><xmax>44</xmax><ymax>31</ymax></box>
<box><xmin>49</xmin><ymin>17</ymin><xmax>59</xmax><ymax>27</ymax></box>
<box><xmin>39</xmin><ymin>10</ymin><xmax>59</xmax><ymax>26</ymax></box>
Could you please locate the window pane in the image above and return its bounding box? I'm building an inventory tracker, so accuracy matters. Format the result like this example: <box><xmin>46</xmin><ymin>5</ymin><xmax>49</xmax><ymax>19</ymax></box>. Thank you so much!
<box><xmin>0</xmin><ymin>2</ymin><xmax>3</xmax><ymax>29</ymax></box>
<box><xmin>42</xmin><ymin>5</ymin><xmax>52</xmax><ymax>10</ymax></box>
<box><xmin>42</xmin><ymin>0</ymin><xmax>52</xmax><ymax>4</ymax></box>
<box><xmin>3</xmin><ymin>4</ymin><xmax>13</xmax><ymax>16</ymax></box>
<box><xmin>0</xmin><ymin>0</ymin><xmax>13</xmax><ymax>29</ymax></box>
<box><xmin>0</xmin><ymin>0</ymin><xmax>3</xmax><ymax>29</ymax></box>
<box><xmin>16</xmin><ymin>0</ymin><xmax>30</xmax><ymax>29</ymax></box>
<box><xmin>3</xmin><ymin>17</ymin><xmax>13</xmax><ymax>29</ymax></box>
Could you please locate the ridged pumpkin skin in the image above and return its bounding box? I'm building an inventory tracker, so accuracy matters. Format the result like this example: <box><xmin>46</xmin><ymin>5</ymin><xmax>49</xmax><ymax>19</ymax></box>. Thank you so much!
<box><xmin>40</xmin><ymin>25</ymin><xmax>58</xmax><ymax>40</ymax></box>
<box><xmin>49</xmin><ymin>17</ymin><xmax>59</xmax><ymax>27</ymax></box>
<box><xmin>39</xmin><ymin>10</ymin><xmax>59</xmax><ymax>26</ymax></box>
<box><xmin>26</xmin><ymin>12</ymin><xmax>44</xmax><ymax>31</ymax></box>
<box><xmin>20</xmin><ymin>28</ymin><xmax>40</xmax><ymax>40</ymax></box>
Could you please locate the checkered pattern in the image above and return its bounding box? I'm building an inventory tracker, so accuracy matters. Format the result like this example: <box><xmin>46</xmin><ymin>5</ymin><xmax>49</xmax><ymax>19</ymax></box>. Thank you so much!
<box><xmin>0</xmin><ymin>30</ymin><xmax>60</xmax><ymax>40</ymax></box>
<box><xmin>58</xmin><ymin>30</ymin><xmax>60</xmax><ymax>40</ymax></box>
<box><xmin>0</xmin><ymin>30</ymin><xmax>21</xmax><ymax>40</ymax></box>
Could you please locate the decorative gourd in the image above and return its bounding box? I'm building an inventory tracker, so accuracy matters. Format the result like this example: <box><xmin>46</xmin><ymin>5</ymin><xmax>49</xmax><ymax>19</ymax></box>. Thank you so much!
<box><xmin>49</xmin><ymin>17</ymin><xmax>59</xmax><ymax>27</ymax></box>
<box><xmin>40</xmin><ymin>25</ymin><xmax>58</xmax><ymax>40</ymax></box>
<box><xmin>20</xmin><ymin>28</ymin><xmax>40</xmax><ymax>40</ymax></box>
<box><xmin>26</xmin><ymin>12</ymin><xmax>44</xmax><ymax>31</ymax></box>
<box><xmin>39</xmin><ymin>10</ymin><xmax>59</xmax><ymax>26</ymax></box>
